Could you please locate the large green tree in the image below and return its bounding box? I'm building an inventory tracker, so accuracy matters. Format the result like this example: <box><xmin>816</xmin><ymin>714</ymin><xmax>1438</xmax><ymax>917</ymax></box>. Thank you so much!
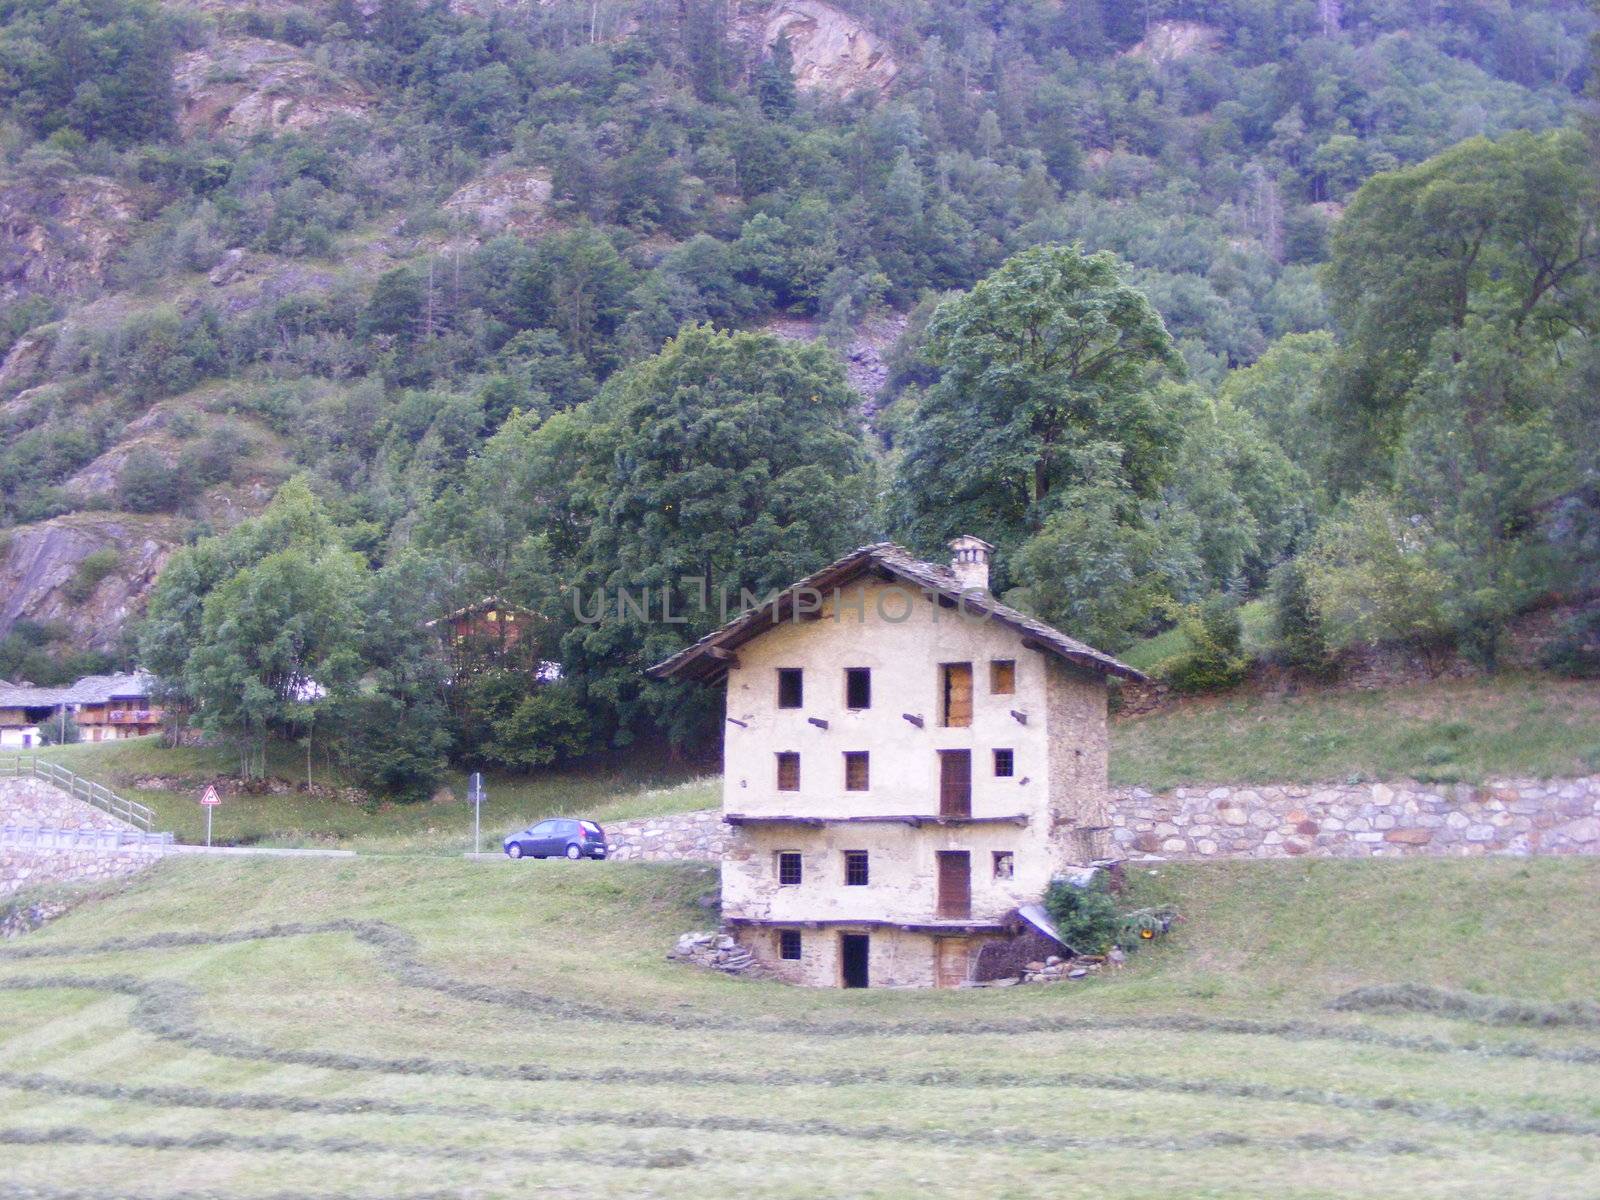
<box><xmin>896</xmin><ymin>243</ymin><xmax>1185</xmax><ymax>557</ymax></box>
<box><xmin>1325</xmin><ymin>128</ymin><xmax>1599</xmax><ymax>483</ymax></box>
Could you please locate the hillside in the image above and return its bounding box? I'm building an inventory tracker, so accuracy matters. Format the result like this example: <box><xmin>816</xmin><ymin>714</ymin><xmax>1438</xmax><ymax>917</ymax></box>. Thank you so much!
<box><xmin>1</xmin><ymin>854</ymin><xmax>1598</xmax><ymax>1196</ymax></box>
<box><xmin>1</xmin><ymin>0</ymin><xmax>1591</xmax><ymax>668</ymax></box>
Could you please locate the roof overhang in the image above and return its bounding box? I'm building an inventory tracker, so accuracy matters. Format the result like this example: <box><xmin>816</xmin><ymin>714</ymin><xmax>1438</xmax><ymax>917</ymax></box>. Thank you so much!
<box><xmin>645</xmin><ymin>543</ymin><xmax>1145</xmax><ymax>685</ymax></box>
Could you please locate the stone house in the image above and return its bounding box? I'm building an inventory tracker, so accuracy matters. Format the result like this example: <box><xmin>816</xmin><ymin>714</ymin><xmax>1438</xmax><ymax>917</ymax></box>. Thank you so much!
<box><xmin>648</xmin><ymin>538</ymin><xmax>1144</xmax><ymax>988</ymax></box>
<box><xmin>0</xmin><ymin>671</ymin><xmax>163</xmax><ymax>747</ymax></box>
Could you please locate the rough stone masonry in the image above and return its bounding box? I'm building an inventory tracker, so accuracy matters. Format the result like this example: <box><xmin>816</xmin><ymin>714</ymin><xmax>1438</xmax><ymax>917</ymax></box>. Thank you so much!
<box><xmin>0</xmin><ymin>778</ymin><xmax>162</xmax><ymax>898</ymax></box>
<box><xmin>606</xmin><ymin>774</ymin><xmax>1600</xmax><ymax>864</ymax></box>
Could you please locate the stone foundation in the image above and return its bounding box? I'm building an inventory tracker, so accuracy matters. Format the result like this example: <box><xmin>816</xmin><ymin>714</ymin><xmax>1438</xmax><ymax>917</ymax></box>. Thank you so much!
<box><xmin>1109</xmin><ymin>775</ymin><xmax>1600</xmax><ymax>859</ymax></box>
<box><xmin>0</xmin><ymin>778</ymin><xmax>133</xmax><ymax>832</ymax></box>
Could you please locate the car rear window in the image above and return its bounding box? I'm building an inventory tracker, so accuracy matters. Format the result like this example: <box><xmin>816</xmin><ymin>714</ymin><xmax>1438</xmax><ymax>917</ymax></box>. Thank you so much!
<box><xmin>580</xmin><ymin>821</ymin><xmax>602</xmax><ymax>835</ymax></box>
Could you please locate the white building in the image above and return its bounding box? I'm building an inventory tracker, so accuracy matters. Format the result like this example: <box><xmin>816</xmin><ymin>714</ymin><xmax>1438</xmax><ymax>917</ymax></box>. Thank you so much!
<box><xmin>649</xmin><ymin>538</ymin><xmax>1144</xmax><ymax>988</ymax></box>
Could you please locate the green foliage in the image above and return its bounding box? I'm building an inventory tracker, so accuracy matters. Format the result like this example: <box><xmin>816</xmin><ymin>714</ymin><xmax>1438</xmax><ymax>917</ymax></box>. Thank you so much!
<box><xmin>1540</xmin><ymin>608</ymin><xmax>1600</xmax><ymax>679</ymax></box>
<box><xmin>0</xmin><ymin>0</ymin><xmax>177</xmax><ymax>145</ymax></box>
<box><xmin>1268</xmin><ymin>557</ymin><xmax>1336</xmax><ymax>679</ymax></box>
<box><xmin>1043</xmin><ymin>875</ymin><xmax>1173</xmax><ymax>956</ymax></box>
<box><xmin>116</xmin><ymin>449</ymin><xmax>189</xmax><ymax>513</ymax></box>
<box><xmin>36</xmin><ymin>711</ymin><xmax>78</xmax><ymax>745</ymax></box>
<box><xmin>1156</xmin><ymin>597</ymin><xmax>1251</xmax><ymax>695</ymax></box>
<box><xmin>63</xmin><ymin>546</ymin><xmax>119</xmax><ymax>601</ymax></box>
<box><xmin>1299</xmin><ymin>492</ymin><xmax>1454</xmax><ymax>656</ymax></box>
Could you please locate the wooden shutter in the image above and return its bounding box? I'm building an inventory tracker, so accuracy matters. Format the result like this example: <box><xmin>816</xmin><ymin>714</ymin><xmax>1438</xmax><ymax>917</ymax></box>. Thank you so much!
<box><xmin>990</xmin><ymin>659</ymin><xmax>1016</xmax><ymax>695</ymax></box>
<box><xmin>941</xmin><ymin>663</ymin><xmax>973</xmax><ymax>727</ymax></box>
<box><xmin>938</xmin><ymin>750</ymin><xmax>972</xmax><ymax>817</ymax></box>
<box><xmin>844</xmin><ymin>751</ymin><xmax>869</xmax><ymax>791</ymax></box>
<box><xmin>937</xmin><ymin>851</ymin><xmax>971</xmax><ymax>918</ymax></box>
<box><xmin>776</xmin><ymin>752</ymin><xmax>800</xmax><ymax>791</ymax></box>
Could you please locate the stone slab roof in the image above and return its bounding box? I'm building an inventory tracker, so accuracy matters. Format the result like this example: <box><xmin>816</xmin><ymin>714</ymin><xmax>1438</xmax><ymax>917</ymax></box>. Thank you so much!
<box><xmin>0</xmin><ymin>671</ymin><xmax>155</xmax><ymax>710</ymax></box>
<box><xmin>646</xmin><ymin>542</ymin><xmax>1145</xmax><ymax>683</ymax></box>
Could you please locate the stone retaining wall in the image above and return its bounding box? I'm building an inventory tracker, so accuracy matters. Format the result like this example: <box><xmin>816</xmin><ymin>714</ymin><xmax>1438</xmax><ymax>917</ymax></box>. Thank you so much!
<box><xmin>0</xmin><ymin>778</ymin><xmax>161</xmax><ymax>897</ymax></box>
<box><xmin>0</xmin><ymin>846</ymin><xmax>162</xmax><ymax>898</ymax></box>
<box><xmin>0</xmin><ymin>778</ymin><xmax>131</xmax><ymax>832</ymax></box>
<box><xmin>605</xmin><ymin>809</ymin><xmax>728</xmax><ymax>862</ymax></box>
<box><xmin>1109</xmin><ymin>775</ymin><xmax>1600</xmax><ymax>859</ymax></box>
<box><xmin>603</xmin><ymin>774</ymin><xmax>1600</xmax><ymax>864</ymax></box>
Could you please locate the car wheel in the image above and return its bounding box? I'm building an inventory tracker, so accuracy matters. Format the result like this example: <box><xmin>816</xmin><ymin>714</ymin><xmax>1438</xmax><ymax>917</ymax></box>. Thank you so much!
<box><xmin>506</xmin><ymin>844</ymin><xmax>522</xmax><ymax>859</ymax></box>
<box><xmin>565</xmin><ymin>843</ymin><xmax>582</xmax><ymax>860</ymax></box>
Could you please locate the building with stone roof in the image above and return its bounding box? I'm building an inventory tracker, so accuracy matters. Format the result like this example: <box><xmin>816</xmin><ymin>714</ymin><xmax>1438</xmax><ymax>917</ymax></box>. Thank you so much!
<box><xmin>648</xmin><ymin>537</ymin><xmax>1143</xmax><ymax>988</ymax></box>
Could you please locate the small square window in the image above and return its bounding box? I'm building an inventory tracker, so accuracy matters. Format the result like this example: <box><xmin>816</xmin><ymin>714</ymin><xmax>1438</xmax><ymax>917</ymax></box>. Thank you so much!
<box><xmin>778</xmin><ymin>852</ymin><xmax>803</xmax><ymax>885</ymax></box>
<box><xmin>992</xmin><ymin>851</ymin><xmax>1014</xmax><ymax>880</ymax></box>
<box><xmin>993</xmin><ymin>748</ymin><xmax>1014</xmax><ymax>778</ymax></box>
<box><xmin>845</xmin><ymin>667</ymin><xmax>871</xmax><ymax>709</ymax></box>
<box><xmin>779</xmin><ymin>929</ymin><xmax>802</xmax><ymax>959</ymax></box>
<box><xmin>777</xmin><ymin>751</ymin><xmax>800</xmax><ymax>791</ymax></box>
<box><xmin>777</xmin><ymin>668</ymin><xmax>804</xmax><ymax>709</ymax></box>
<box><xmin>990</xmin><ymin>659</ymin><xmax>1016</xmax><ymax>694</ymax></box>
<box><xmin>844</xmin><ymin>850</ymin><xmax>869</xmax><ymax>886</ymax></box>
<box><xmin>844</xmin><ymin>751</ymin><xmax>869</xmax><ymax>791</ymax></box>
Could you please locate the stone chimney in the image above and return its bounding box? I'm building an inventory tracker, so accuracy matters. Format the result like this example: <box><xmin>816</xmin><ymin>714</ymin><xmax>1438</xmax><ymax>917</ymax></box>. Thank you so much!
<box><xmin>948</xmin><ymin>535</ymin><xmax>994</xmax><ymax>593</ymax></box>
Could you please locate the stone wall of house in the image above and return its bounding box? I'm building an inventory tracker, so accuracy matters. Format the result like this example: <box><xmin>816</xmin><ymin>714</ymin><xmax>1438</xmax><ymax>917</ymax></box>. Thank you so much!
<box><xmin>1109</xmin><ymin>776</ymin><xmax>1600</xmax><ymax>859</ymax></box>
<box><xmin>0</xmin><ymin>778</ymin><xmax>132</xmax><ymax>832</ymax></box>
<box><xmin>605</xmin><ymin>809</ymin><xmax>729</xmax><ymax>862</ymax></box>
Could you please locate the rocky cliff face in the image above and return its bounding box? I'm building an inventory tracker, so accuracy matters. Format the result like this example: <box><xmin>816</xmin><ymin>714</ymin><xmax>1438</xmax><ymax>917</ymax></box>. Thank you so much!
<box><xmin>0</xmin><ymin>513</ymin><xmax>186</xmax><ymax>651</ymax></box>
<box><xmin>746</xmin><ymin>0</ymin><xmax>898</xmax><ymax>98</ymax></box>
<box><xmin>0</xmin><ymin>173</ymin><xmax>141</xmax><ymax>302</ymax></box>
<box><xmin>173</xmin><ymin>37</ymin><xmax>375</xmax><ymax>140</ymax></box>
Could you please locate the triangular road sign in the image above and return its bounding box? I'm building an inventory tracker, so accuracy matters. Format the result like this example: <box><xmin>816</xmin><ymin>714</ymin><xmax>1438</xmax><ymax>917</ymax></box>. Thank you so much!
<box><xmin>200</xmin><ymin>784</ymin><xmax>222</xmax><ymax>806</ymax></box>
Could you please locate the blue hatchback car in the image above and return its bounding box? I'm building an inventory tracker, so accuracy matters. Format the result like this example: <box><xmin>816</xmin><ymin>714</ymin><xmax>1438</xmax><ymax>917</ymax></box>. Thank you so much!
<box><xmin>504</xmin><ymin>818</ymin><xmax>607</xmax><ymax>860</ymax></box>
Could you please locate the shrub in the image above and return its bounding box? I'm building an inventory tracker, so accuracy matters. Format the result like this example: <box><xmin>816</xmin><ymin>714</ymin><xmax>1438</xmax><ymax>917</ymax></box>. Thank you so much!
<box><xmin>1541</xmin><ymin>607</ymin><xmax>1600</xmax><ymax>678</ymax></box>
<box><xmin>117</xmin><ymin>449</ymin><xmax>192</xmax><ymax>513</ymax></box>
<box><xmin>37</xmin><ymin>712</ymin><xmax>78</xmax><ymax>745</ymax></box>
<box><xmin>1156</xmin><ymin>596</ymin><xmax>1250</xmax><ymax>694</ymax></box>
<box><xmin>63</xmin><ymin>547</ymin><xmax>120</xmax><ymax>601</ymax></box>
<box><xmin>1043</xmin><ymin>876</ymin><xmax>1175</xmax><ymax>956</ymax></box>
<box><xmin>1269</xmin><ymin>557</ymin><xmax>1336</xmax><ymax>679</ymax></box>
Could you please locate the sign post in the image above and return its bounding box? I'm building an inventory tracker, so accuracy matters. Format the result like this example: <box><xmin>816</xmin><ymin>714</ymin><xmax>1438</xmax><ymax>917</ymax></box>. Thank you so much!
<box><xmin>200</xmin><ymin>784</ymin><xmax>221</xmax><ymax>848</ymax></box>
<box><xmin>468</xmin><ymin>772</ymin><xmax>485</xmax><ymax>857</ymax></box>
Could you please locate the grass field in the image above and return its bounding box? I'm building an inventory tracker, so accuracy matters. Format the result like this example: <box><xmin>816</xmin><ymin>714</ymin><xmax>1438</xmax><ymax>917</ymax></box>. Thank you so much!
<box><xmin>1110</xmin><ymin>672</ymin><xmax>1600</xmax><ymax>790</ymax></box>
<box><xmin>1</xmin><ymin>855</ymin><xmax>1598</xmax><ymax>1198</ymax></box>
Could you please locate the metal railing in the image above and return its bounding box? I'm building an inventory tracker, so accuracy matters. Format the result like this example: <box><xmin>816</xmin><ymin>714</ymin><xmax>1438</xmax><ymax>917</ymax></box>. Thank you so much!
<box><xmin>0</xmin><ymin>824</ymin><xmax>172</xmax><ymax>849</ymax></box>
<box><xmin>0</xmin><ymin>755</ymin><xmax>156</xmax><ymax>833</ymax></box>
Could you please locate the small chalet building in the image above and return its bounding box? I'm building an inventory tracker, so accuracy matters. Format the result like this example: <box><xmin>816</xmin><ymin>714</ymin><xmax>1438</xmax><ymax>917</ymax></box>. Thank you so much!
<box><xmin>649</xmin><ymin>538</ymin><xmax>1145</xmax><ymax>989</ymax></box>
<box><xmin>0</xmin><ymin>672</ymin><xmax>163</xmax><ymax>748</ymax></box>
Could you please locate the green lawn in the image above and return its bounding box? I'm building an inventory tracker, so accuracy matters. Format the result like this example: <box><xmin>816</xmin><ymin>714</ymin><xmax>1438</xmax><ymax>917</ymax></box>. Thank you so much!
<box><xmin>1110</xmin><ymin>671</ymin><xmax>1600</xmax><ymax>790</ymax></box>
<box><xmin>0</xmin><ymin>855</ymin><xmax>1596</xmax><ymax>1198</ymax></box>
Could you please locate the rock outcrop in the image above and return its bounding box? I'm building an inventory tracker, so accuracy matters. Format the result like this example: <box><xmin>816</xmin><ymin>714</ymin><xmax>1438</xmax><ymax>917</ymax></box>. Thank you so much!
<box><xmin>173</xmin><ymin>37</ymin><xmax>375</xmax><ymax>140</ymax></box>
<box><xmin>443</xmin><ymin>167</ymin><xmax>554</xmax><ymax>236</ymax></box>
<box><xmin>0</xmin><ymin>513</ymin><xmax>186</xmax><ymax>650</ymax></box>
<box><xmin>1122</xmin><ymin>21</ymin><xmax>1221</xmax><ymax>65</ymax></box>
<box><xmin>0</xmin><ymin>174</ymin><xmax>140</xmax><ymax>302</ymax></box>
<box><xmin>748</xmin><ymin>0</ymin><xmax>898</xmax><ymax>98</ymax></box>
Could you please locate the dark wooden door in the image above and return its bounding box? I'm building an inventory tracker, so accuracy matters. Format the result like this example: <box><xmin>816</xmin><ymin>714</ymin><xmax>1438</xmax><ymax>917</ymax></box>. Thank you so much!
<box><xmin>938</xmin><ymin>750</ymin><xmax>972</xmax><ymax>817</ymax></box>
<box><xmin>937</xmin><ymin>851</ymin><xmax>971</xmax><ymax>918</ymax></box>
<box><xmin>840</xmin><ymin>934</ymin><xmax>870</xmax><ymax>988</ymax></box>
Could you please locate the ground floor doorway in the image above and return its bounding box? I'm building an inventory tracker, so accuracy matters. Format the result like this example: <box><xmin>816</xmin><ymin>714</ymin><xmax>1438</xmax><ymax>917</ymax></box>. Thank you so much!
<box><xmin>840</xmin><ymin>933</ymin><xmax>870</xmax><ymax>988</ymax></box>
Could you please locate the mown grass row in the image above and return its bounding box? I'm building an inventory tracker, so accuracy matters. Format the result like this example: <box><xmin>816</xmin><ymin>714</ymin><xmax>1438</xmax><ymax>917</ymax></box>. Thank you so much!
<box><xmin>7</xmin><ymin>919</ymin><xmax>1600</xmax><ymax>1063</ymax></box>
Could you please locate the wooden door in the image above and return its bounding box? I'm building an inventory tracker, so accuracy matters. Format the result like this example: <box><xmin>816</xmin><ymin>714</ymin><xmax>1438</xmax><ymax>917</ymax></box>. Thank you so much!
<box><xmin>941</xmin><ymin>663</ymin><xmax>973</xmax><ymax>727</ymax></box>
<box><xmin>938</xmin><ymin>750</ymin><xmax>972</xmax><ymax>817</ymax></box>
<box><xmin>935</xmin><ymin>938</ymin><xmax>971</xmax><ymax>988</ymax></box>
<box><xmin>936</xmin><ymin>851</ymin><xmax>971</xmax><ymax>918</ymax></box>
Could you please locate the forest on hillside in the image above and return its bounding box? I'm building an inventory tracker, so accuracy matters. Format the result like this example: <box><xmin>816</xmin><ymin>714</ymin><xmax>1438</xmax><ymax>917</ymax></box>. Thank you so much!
<box><xmin>0</xmin><ymin>0</ymin><xmax>1595</xmax><ymax>795</ymax></box>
